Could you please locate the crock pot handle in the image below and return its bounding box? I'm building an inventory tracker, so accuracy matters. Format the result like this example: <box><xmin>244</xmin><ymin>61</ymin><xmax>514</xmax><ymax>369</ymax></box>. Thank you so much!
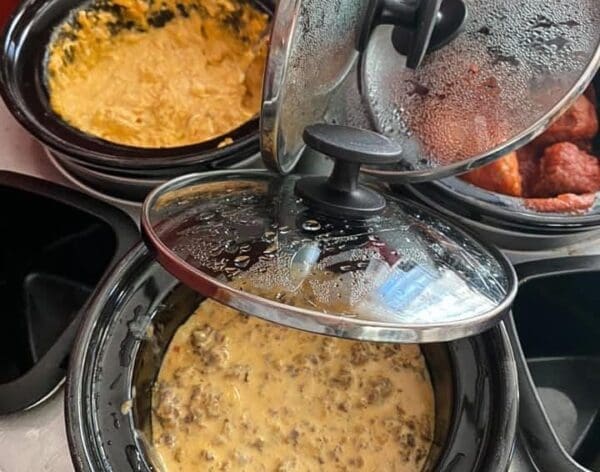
<box><xmin>294</xmin><ymin>123</ymin><xmax>402</xmax><ymax>218</ymax></box>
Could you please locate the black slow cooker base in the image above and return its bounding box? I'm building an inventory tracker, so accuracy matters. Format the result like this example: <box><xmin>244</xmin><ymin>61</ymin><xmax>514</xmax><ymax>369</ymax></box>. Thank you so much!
<box><xmin>0</xmin><ymin>172</ymin><xmax>137</xmax><ymax>415</ymax></box>
<box><xmin>513</xmin><ymin>269</ymin><xmax>600</xmax><ymax>469</ymax></box>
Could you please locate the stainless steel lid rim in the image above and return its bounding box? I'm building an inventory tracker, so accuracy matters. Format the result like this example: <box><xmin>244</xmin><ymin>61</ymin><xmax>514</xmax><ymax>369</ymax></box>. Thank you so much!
<box><xmin>260</xmin><ymin>0</ymin><xmax>302</xmax><ymax>174</ymax></box>
<box><xmin>261</xmin><ymin>0</ymin><xmax>364</xmax><ymax>174</ymax></box>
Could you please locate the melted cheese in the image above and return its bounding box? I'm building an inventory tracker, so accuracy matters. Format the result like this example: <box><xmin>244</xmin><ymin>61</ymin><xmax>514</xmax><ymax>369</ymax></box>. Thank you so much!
<box><xmin>46</xmin><ymin>0</ymin><xmax>268</xmax><ymax>148</ymax></box>
<box><xmin>152</xmin><ymin>299</ymin><xmax>435</xmax><ymax>472</ymax></box>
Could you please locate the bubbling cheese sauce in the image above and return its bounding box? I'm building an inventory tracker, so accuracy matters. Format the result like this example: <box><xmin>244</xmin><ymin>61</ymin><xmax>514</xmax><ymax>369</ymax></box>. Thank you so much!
<box><xmin>152</xmin><ymin>299</ymin><xmax>435</xmax><ymax>471</ymax></box>
<box><xmin>46</xmin><ymin>0</ymin><xmax>269</xmax><ymax>148</ymax></box>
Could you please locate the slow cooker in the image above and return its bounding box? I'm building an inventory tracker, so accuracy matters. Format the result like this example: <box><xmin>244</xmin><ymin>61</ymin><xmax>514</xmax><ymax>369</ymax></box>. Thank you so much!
<box><xmin>65</xmin><ymin>241</ymin><xmax>518</xmax><ymax>471</ymax></box>
<box><xmin>1</xmin><ymin>0</ymin><xmax>599</xmax><ymax>471</ymax></box>
<box><xmin>0</xmin><ymin>0</ymin><xmax>274</xmax><ymax>201</ymax></box>
<box><xmin>400</xmin><ymin>75</ymin><xmax>600</xmax><ymax>252</ymax></box>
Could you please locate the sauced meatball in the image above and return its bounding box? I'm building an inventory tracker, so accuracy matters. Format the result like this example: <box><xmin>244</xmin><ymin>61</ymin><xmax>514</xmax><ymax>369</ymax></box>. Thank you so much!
<box><xmin>525</xmin><ymin>193</ymin><xmax>597</xmax><ymax>213</ymax></box>
<box><xmin>533</xmin><ymin>95</ymin><xmax>599</xmax><ymax>149</ymax></box>
<box><xmin>461</xmin><ymin>152</ymin><xmax>522</xmax><ymax>196</ymax></box>
<box><xmin>532</xmin><ymin>142</ymin><xmax>600</xmax><ymax>197</ymax></box>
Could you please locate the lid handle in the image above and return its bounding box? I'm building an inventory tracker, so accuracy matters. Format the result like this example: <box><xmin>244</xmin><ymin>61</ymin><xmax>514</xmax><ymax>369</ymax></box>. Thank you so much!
<box><xmin>295</xmin><ymin>124</ymin><xmax>402</xmax><ymax>218</ymax></box>
<box><xmin>358</xmin><ymin>0</ymin><xmax>467</xmax><ymax>69</ymax></box>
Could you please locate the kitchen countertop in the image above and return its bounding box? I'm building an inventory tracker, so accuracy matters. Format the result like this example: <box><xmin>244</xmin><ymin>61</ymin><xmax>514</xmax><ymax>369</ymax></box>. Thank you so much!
<box><xmin>0</xmin><ymin>97</ymin><xmax>598</xmax><ymax>472</ymax></box>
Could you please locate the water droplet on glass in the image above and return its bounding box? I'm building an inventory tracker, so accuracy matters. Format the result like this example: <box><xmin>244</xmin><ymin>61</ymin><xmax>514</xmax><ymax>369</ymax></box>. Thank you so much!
<box><xmin>279</xmin><ymin>225</ymin><xmax>290</xmax><ymax>234</ymax></box>
<box><xmin>302</xmin><ymin>220</ymin><xmax>322</xmax><ymax>232</ymax></box>
<box><xmin>224</xmin><ymin>240</ymin><xmax>238</xmax><ymax>253</ymax></box>
<box><xmin>264</xmin><ymin>243</ymin><xmax>278</xmax><ymax>255</ymax></box>
<box><xmin>233</xmin><ymin>255</ymin><xmax>250</xmax><ymax>268</ymax></box>
<box><xmin>199</xmin><ymin>211</ymin><xmax>215</xmax><ymax>221</ymax></box>
<box><xmin>263</xmin><ymin>231</ymin><xmax>277</xmax><ymax>242</ymax></box>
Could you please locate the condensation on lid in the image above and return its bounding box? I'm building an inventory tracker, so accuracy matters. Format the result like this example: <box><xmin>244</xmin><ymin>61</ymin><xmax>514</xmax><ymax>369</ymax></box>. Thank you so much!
<box><xmin>260</xmin><ymin>0</ymin><xmax>367</xmax><ymax>175</ymax></box>
<box><xmin>142</xmin><ymin>171</ymin><xmax>517</xmax><ymax>343</ymax></box>
<box><xmin>361</xmin><ymin>0</ymin><xmax>600</xmax><ymax>180</ymax></box>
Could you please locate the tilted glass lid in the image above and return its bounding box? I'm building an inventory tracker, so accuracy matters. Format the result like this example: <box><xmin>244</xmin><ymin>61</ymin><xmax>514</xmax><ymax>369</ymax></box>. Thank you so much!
<box><xmin>142</xmin><ymin>125</ymin><xmax>517</xmax><ymax>343</ymax></box>
<box><xmin>361</xmin><ymin>0</ymin><xmax>600</xmax><ymax>181</ymax></box>
<box><xmin>262</xmin><ymin>0</ymin><xmax>600</xmax><ymax>180</ymax></box>
<box><xmin>260</xmin><ymin>0</ymin><xmax>367</xmax><ymax>174</ymax></box>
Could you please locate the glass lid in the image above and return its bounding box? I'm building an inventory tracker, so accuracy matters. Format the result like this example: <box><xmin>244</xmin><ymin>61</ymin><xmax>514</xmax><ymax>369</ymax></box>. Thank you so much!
<box><xmin>260</xmin><ymin>0</ymin><xmax>368</xmax><ymax>174</ymax></box>
<box><xmin>261</xmin><ymin>0</ymin><xmax>600</xmax><ymax>180</ymax></box>
<box><xmin>361</xmin><ymin>0</ymin><xmax>600</xmax><ymax>181</ymax></box>
<box><xmin>141</xmin><ymin>167</ymin><xmax>517</xmax><ymax>343</ymax></box>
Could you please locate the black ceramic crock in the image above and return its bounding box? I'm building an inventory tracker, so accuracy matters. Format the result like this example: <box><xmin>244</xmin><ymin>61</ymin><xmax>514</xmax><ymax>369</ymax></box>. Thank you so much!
<box><xmin>399</xmin><ymin>74</ymin><xmax>600</xmax><ymax>251</ymax></box>
<box><xmin>65</xmin><ymin>241</ymin><xmax>519</xmax><ymax>472</ymax></box>
<box><xmin>0</xmin><ymin>0</ymin><xmax>272</xmax><ymax>177</ymax></box>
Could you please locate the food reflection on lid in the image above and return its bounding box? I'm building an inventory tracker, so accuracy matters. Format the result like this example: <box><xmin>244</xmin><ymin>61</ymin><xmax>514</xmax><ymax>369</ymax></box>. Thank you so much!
<box><xmin>45</xmin><ymin>0</ymin><xmax>269</xmax><ymax>149</ymax></box>
<box><xmin>152</xmin><ymin>299</ymin><xmax>435</xmax><ymax>471</ymax></box>
<box><xmin>412</xmin><ymin>69</ymin><xmax>510</xmax><ymax>165</ymax></box>
<box><xmin>460</xmin><ymin>93</ymin><xmax>600</xmax><ymax>213</ymax></box>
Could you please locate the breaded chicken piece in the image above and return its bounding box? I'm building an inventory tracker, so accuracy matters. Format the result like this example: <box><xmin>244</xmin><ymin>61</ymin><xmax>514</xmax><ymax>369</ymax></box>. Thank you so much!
<box><xmin>461</xmin><ymin>152</ymin><xmax>522</xmax><ymax>196</ymax></box>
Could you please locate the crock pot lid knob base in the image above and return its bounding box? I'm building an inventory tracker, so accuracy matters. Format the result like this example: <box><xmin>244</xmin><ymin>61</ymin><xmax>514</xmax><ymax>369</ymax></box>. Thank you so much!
<box><xmin>357</xmin><ymin>0</ymin><xmax>468</xmax><ymax>69</ymax></box>
<box><xmin>295</xmin><ymin>124</ymin><xmax>403</xmax><ymax>218</ymax></box>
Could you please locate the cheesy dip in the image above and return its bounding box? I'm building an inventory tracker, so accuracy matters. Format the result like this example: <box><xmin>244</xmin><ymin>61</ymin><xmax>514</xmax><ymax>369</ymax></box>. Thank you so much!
<box><xmin>152</xmin><ymin>299</ymin><xmax>435</xmax><ymax>472</ymax></box>
<box><xmin>46</xmin><ymin>0</ymin><xmax>269</xmax><ymax>148</ymax></box>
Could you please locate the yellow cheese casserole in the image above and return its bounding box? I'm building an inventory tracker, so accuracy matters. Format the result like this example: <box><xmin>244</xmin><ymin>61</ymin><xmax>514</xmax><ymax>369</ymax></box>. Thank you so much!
<box><xmin>46</xmin><ymin>0</ymin><xmax>269</xmax><ymax>148</ymax></box>
<box><xmin>152</xmin><ymin>299</ymin><xmax>435</xmax><ymax>472</ymax></box>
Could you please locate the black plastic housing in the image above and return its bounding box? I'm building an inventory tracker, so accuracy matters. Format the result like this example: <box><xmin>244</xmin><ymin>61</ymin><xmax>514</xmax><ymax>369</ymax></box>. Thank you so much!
<box><xmin>0</xmin><ymin>171</ymin><xmax>138</xmax><ymax>414</ymax></box>
<box><xmin>510</xmin><ymin>256</ymin><xmax>600</xmax><ymax>471</ymax></box>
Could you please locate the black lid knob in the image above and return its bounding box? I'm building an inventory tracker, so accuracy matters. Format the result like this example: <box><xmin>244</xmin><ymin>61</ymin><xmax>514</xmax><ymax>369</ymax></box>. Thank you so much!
<box><xmin>295</xmin><ymin>124</ymin><xmax>402</xmax><ymax>218</ymax></box>
<box><xmin>358</xmin><ymin>0</ymin><xmax>467</xmax><ymax>69</ymax></box>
